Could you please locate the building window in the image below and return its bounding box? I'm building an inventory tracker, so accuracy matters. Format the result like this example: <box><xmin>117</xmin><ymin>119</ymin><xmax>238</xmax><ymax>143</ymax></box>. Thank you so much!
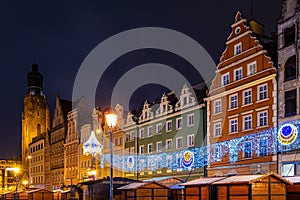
<box><xmin>259</xmin><ymin>138</ymin><xmax>267</xmax><ymax>157</ymax></box>
<box><xmin>258</xmin><ymin>111</ymin><xmax>268</xmax><ymax>127</ymax></box>
<box><xmin>166</xmin><ymin>156</ymin><xmax>172</xmax><ymax>168</ymax></box>
<box><xmin>284</xmin><ymin>56</ymin><xmax>296</xmax><ymax>82</ymax></box>
<box><xmin>243</xmin><ymin>89</ymin><xmax>252</xmax><ymax>105</ymax></box>
<box><xmin>243</xmin><ymin>141</ymin><xmax>252</xmax><ymax>158</ymax></box>
<box><xmin>229</xmin><ymin>94</ymin><xmax>238</xmax><ymax>109</ymax></box>
<box><xmin>148</xmin><ymin>126</ymin><xmax>153</xmax><ymax>136</ymax></box>
<box><xmin>139</xmin><ymin>128</ymin><xmax>144</xmax><ymax>138</ymax></box>
<box><xmin>258</xmin><ymin>84</ymin><xmax>268</xmax><ymax>100</ymax></box>
<box><xmin>214</xmin><ymin>146</ymin><xmax>222</xmax><ymax>161</ymax></box>
<box><xmin>176</xmin><ymin>137</ymin><xmax>183</xmax><ymax>149</ymax></box>
<box><xmin>214</xmin><ymin>99</ymin><xmax>221</xmax><ymax>114</ymax></box>
<box><xmin>234</xmin><ymin>67</ymin><xmax>242</xmax><ymax>81</ymax></box>
<box><xmin>214</xmin><ymin>122</ymin><xmax>221</xmax><ymax>137</ymax></box>
<box><xmin>234</xmin><ymin>42</ymin><xmax>242</xmax><ymax>55</ymax></box>
<box><xmin>156</xmin><ymin>123</ymin><xmax>162</xmax><ymax>134</ymax></box>
<box><xmin>166</xmin><ymin>139</ymin><xmax>172</xmax><ymax>151</ymax></box>
<box><xmin>222</xmin><ymin>73</ymin><xmax>230</xmax><ymax>85</ymax></box>
<box><xmin>243</xmin><ymin>115</ymin><xmax>252</xmax><ymax>130</ymax></box>
<box><xmin>166</xmin><ymin>120</ymin><xmax>172</xmax><ymax>132</ymax></box>
<box><xmin>148</xmin><ymin>143</ymin><xmax>153</xmax><ymax>154</ymax></box>
<box><xmin>176</xmin><ymin>117</ymin><xmax>182</xmax><ymax>129</ymax></box>
<box><xmin>125</xmin><ymin>133</ymin><xmax>129</xmax><ymax>142</ymax></box>
<box><xmin>285</xmin><ymin>89</ymin><xmax>296</xmax><ymax>117</ymax></box>
<box><xmin>147</xmin><ymin>159</ymin><xmax>152</xmax><ymax>170</ymax></box>
<box><xmin>187</xmin><ymin>114</ymin><xmax>194</xmax><ymax>127</ymax></box>
<box><xmin>157</xmin><ymin>141</ymin><xmax>162</xmax><ymax>152</ymax></box>
<box><xmin>129</xmin><ymin>131</ymin><xmax>135</xmax><ymax>141</ymax></box>
<box><xmin>187</xmin><ymin>134</ymin><xmax>194</xmax><ymax>147</ymax></box>
<box><xmin>284</xmin><ymin>25</ymin><xmax>295</xmax><ymax>47</ymax></box>
<box><xmin>247</xmin><ymin>61</ymin><xmax>257</xmax><ymax>76</ymax></box>
<box><xmin>282</xmin><ymin>163</ymin><xmax>295</xmax><ymax>176</ymax></box>
<box><xmin>139</xmin><ymin>145</ymin><xmax>144</xmax><ymax>155</ymax></box>
<box><xmin>157</xmin><ymin>158</ymin><xmax>162</xmax><ymax>169</ymax></box>
<box><xmin>229</xmin><ymin>118</ymin><xmax>238</xmax><ymax>133</ymax></box>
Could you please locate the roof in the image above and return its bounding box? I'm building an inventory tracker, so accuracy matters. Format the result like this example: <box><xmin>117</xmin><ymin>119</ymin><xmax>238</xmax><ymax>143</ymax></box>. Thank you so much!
<box><xmin>285</xmin><ymin>176</ymin><xmax>300</xmax><ymax>184</ymax></box>
<box><xmin>27</xmin><ymin>189</ymin><xmax>53</xmax><ymax>193</ymax></box>
<box><xmin>143</xmin><ymin>176</ymin><xmax>182</xmax><ymax>183</ymax></box>
<box><xmin>180</xmin><ymin>177</ymin><xmax>226</xmax><ymax>186</ymax></box>
<box><xmin>117</xmin><ymin>181</ymin><xmax>169</xmax><ymax>190</ymax></box>
<box><xmin>212</xmin><ymin>173</ymin><xmax>292</xmax><ymax>185</ymax></box>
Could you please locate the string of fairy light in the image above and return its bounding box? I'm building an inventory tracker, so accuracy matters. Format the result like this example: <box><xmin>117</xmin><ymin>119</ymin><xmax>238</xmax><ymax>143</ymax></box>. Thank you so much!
<box><xmin>84</xmin><ymin>121</ymin><xmax>300</xmax><ymax>172</ymax></box>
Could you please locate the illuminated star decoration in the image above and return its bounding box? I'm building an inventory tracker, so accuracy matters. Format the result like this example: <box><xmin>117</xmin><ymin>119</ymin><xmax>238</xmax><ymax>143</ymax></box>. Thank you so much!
<box><xmin>83</xmin><ymin>131</ymin><xmax>103</xmax><ymax>155</ymax></box>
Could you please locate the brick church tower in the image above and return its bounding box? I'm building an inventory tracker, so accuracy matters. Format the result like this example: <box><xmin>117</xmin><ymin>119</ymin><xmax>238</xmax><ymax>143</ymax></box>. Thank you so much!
<box><xmin>22</xmin><ymin>63</ymin><xmax>50</xmax><ymax>164</ymax></box>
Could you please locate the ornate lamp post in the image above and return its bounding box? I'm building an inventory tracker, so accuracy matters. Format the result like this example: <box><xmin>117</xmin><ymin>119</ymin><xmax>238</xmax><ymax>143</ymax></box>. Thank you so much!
<box><xmin>105</xmin><ymin>111</ymin><xmax>117</xmax><ymax>200</ymax></box>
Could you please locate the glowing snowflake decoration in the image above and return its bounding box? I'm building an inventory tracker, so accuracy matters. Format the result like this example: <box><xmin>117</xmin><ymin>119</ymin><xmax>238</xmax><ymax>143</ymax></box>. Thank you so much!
<box><xmin>83</xmin><ymin>131</ymin><xmax>102</xmax><ymax>155</ymax></box>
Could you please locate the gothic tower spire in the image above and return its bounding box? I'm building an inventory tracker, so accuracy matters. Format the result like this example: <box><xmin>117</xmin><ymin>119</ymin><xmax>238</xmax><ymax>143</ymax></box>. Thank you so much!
<box><xmin>27</xmin><ymin>63</ymin><xmax>43</xmax><ymax>96</ymax></box>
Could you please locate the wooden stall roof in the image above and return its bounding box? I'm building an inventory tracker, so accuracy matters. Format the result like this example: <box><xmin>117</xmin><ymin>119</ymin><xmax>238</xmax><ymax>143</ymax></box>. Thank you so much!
<box><xmin>27</xmin><ymin>189</ymin><xmax>53</xmax><ymax>193</ymax></box>
<box><xmin>144</xmin><ymin>176</ymin><xmax>183</xmax><ymax>187</ymax></box>
<box><xmin>117</xmin><ymin>181</ymin><xmax>169</xmax><ymax>190</ymax></box>
<box><xmin>180</xmin><ymin>177</ymin><xmax>226</xmax><ymax>186</ymax></box>
<box><xmin>285</xmin><ymin>176</ymin><xmax>300</xmax><ymax>184</ymax></box>
<box><xmin>212</xmin><ymin>173</ymin><xmax>292</xmax><ymax>185</ymax></box>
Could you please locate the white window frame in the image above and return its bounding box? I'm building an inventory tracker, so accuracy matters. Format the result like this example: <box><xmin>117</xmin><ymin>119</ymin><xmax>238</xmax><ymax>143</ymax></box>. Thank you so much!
<box><xmin>258</xmin><ymin>110</ymin><xmax>268</xmax><ymax>127</ymax></box>
<box><xmin>139</xmin><ymin>128</ymin><xmax>144</xmax><ymax>138</ymax></box>
<box><xmin>187</xmin><ymin>113</ymin><xmax>194</xmax><ymax>127</ymax></box>
<box><xmin>156</xmin><ymin>123</ymin><xmax>162</xmax><ymax>134</ymax></box>
<box><xmin>139</xmin><ymin>145</ymin><xmax>144</xmax><ymax>155</ymax></box>
<box><xmin>234</xmin><ymin>67</ymin><xmax>242</xmax><ymax>81</ymax></box>
<box><xmin>214</xmin><ymin>99</ymin><xmax>221</xmax><ymax>114</ymax></box>
<box><xmin>243</xmin><ymin>141</ymin><xmax>252</xmax><ymax>158</ymax></box>
<box><xmin>234</xmin><ymin>42</ymin><xmax>242</xmax><ymax>55</ymax></box>
<box><xmin>221</xmin><ymin>72</ymin><xmax>230</xmax><ymax>86</ymax></box>
<box><xmin>214</xmin><ymin>122</ymin><xmax>221</xmax><ymax>137</ymax></box>
<box><xmin>243</xmin><ymin>115</ymin><xmax>252</xmax><ymax>130</ymax></box>
<box><xmin>148</xmin><ymin>143</ymin><xmax>153</xmax><ymax>154</ymax></box>
<box><xmin>257</xmin><ymin>84</ymin><xmax>268</xmax><ymax>101</ymax></box>
<box><xmin>156</xmin><ymin>141</ymin><xmax>162</xmax><ymax>152</ymax></box>
<box><xmin>176</xmin><ymin>137</ymin><xmax>183</xmax><ymax>149</ymax></box>
<box><xmin>176</xmin><ymin>117</ymin><xmax>182</xmax><ymax>130</ymax></box>
<box><xmin>148</xmin><ymin>126</ymin><xmax>153</xmax><ymax>137</ymax></box>
<box><xmin>243</xmin><ymin>89</ymin><xmax>252</xmax><ymax>105</ymax></box>
<box><xmin>229</xmin><ymin>118</ymin><xmax>238</xmax><ymax>133</ymax></box>
<box><xmin>247</xmin><ymin>61</ymin><xmax>257</xmax><ymax>76</ymax></box>
<box><xmin>166</xmin><ymin>120</ymin><xmax>172</xmax><ymax>132</ymax></box>
<box><xmin>229</xmin><ymin>94</ymin><xmax>238</xmax><ymax>109</ymax></box>
<box><xmin>166</xmin><ymin>139</ymin><xmax>172</xmax><ymax>151</ymax></box>
<box><xmin>129</xmin><ymin>131</ymin><xmax>135</xmax><ymax>141</ymax></box>
<box><xmin>187</xmin><ymin>134</ymin><xmax>194</xmax><ymax>147</ymax></box>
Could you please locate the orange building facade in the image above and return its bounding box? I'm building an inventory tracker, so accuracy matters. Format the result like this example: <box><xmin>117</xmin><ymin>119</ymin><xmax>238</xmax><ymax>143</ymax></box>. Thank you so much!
<box><xmin>206</xmin><ymin>12</ymin><xmax>277</xmax><ymax>176</ymax></box>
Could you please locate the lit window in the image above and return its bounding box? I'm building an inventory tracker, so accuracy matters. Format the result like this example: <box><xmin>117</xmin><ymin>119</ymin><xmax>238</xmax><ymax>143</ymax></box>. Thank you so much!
<box><xmin>166</xmin><ymin>139</ymin><xmax>172</xmax><ymax>151</ymax></box>
<box><xmin>243</xmin><ymin>115</ymin><xmax>252</xmax><ymax>130</ymax></box>
<box><xmin>243</xmin><ymin>89</ymin><xmax>252</xmax><ymax>105</ymax></box>
<box><xmin>234</xmin><ymin>67</ymin><xmax>242</xmax><ymax>81</ymax></box>
<box><xmin>243</xmin><ymin>141</ymin><xmax>252</xmax><ymax>158</ymax></box>
<box><xmin>229</xmin><ymin>94</ymin><xmax>238</xmax><ymax>109</ymax></box>
<box><xmin>258</xmin><ymin>111</ymin><xmax>267</xmax><ymax>127</ymax></box>
<box><xmin>214</xmin><ymin>99</ymin><xmax>221</xmax><ymax>114</ymax></box>
<box><xmin>157</xmin><ymin>141</ymin><xmax>162</xmax><ymax>152</ymax></box>
<box><xmin>229</xmin><ymin>118</ymin><xmax>238</xmax><ymax>133</ymax></box>
<box><xmin>176</xmin><ymin>117</ymin><xmax>182</xmax><ymax>129</ymax></box>
<box><xmin>148</xmin><ymin>126</ymin><xmax>153</xmax><ymax>136</ymax></box>
<box><xmin>176</xmin><ymin>137</ymin><xmax>183</xmax><ymax>149</ymax></box>
<box><xmin>187</xmin><ymin>134</ymin><xmax>194</xmax><ymax>147</ymax></box>
<box><xmin>166</xmin><ymin>120</ymin><xmax>172</xmax><ymax>132</ymax></box>
<box><xmin>156</xmin><ymin>123</ymin><xmax>162</xmax><ymax>134</ymax></box>
<box><xmin>234</xmin><ymin>42</ymin><xmax>242</xmax><ymax>55</ymax></box>
<box><xmin>258</xmin><ymin>84</ymin><xmax>267</xmax><ymax>100</ymax></box>
<box><xmin>247</xmin><ymin>61</ymin><xmax>257</xmax><ymax>75</ymax></box>
<box><xmin>214</xmin><ymin>122</ymin><xmax>221</xmax><ymax>137</ymax></box>
<box><xmin>148</xmin><ymin>143</ymin><xmax>153</xmax><ymax>154</ymax></box>
<box><xmin>222</xmin><ymin>73</ymin><xmax>230</xmax><ymax>85</ymax></box>
<box><xmin>282</xmin><ymin>163</ymin><xmax>295</xmax><ymax>176</ymax></box>
<box><xmin>187</xmin><ymin>114</ymin><xmax>194</xmax><ymax>127</ymax></box>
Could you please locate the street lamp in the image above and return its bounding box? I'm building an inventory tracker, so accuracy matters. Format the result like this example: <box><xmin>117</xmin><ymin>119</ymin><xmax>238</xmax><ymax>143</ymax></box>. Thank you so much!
<box><xmin>105</xmin><ymin>111</ymin><xmax>117</xmax><ymax>200</ymax></box>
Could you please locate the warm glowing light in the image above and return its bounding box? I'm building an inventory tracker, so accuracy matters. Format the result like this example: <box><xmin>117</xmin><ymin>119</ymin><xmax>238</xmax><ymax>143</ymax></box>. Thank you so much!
<box><xmin>22</xmin><ymin>180</ymin><xmax>28</xmax><ymax>185</ymax></box>
<box><xmin>105</xmin><ymin>113</ymin><xmax>117</xmax><ymax>128</ymax></box>
<box><xmin>27</xmin><ymin>155</ymin><xmax>32</xmax><ymax>159</ymax></box>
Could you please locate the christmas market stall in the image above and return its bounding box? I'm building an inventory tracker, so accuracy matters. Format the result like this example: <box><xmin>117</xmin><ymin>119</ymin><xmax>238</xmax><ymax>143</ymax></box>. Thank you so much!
<box><xmin>285</xmin><ymin>176</ymin><xmax>300</xmax><ymax>200</ymax></box>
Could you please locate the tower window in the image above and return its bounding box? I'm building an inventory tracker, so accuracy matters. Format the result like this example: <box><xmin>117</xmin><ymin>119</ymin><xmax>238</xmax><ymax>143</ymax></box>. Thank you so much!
<box><xmin>284</xmin><ymin>25</ymin><xmax>295</xmax><ymax>47</ymax></box>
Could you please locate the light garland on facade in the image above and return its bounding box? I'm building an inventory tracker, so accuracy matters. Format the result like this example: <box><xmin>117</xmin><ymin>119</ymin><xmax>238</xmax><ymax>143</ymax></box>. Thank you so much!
<box><xmin>97</xmin><ymin>121</ymin><xmax>300</xmax><ymax>172</ymax></box>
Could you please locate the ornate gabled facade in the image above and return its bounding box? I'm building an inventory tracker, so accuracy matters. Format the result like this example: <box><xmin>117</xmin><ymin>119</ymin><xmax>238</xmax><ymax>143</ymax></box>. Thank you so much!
<box><xmin>277</xmin><ymin>0</ymin><xmax>300</xmax><ymax>177</ymax></box>
<box><xmin>22</xmin><ymin>63</ymin><xmax>50</xmax><ymax>165</ymax></box>
<box><xmin>50</xmin><ymin>95</ymin><xmax>72</xmax><ymax>189</ymax></box>
<box><xmin>123</xmin><ymin>84</ymin><xmax>206</xmax><ymax>180</ymax></box>
<box><xmin>206</xmin><ymin>12</ymin><xmax>277</xmax><ymax>176</ymax></box>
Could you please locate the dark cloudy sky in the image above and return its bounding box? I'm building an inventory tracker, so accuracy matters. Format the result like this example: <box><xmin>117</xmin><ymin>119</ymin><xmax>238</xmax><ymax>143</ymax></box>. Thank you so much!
<box><xmin>0</xmin><ymin>1</ymin><xmax>282</xmax><ymax>158</ymax></box>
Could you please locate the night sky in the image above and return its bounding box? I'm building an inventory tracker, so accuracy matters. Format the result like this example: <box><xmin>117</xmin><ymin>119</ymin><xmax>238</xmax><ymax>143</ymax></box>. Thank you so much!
<box><xmin>0</xmin><ymin>1</ymin><xmax>282</xmax><ymax>158</ymax></box>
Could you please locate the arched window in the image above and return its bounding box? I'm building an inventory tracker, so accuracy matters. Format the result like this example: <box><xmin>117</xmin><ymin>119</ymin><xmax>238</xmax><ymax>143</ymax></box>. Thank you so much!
<box><xmin>284</xmin><ymin>55</ymin><xmax>296</xmax><ymax>82</ymax></box>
